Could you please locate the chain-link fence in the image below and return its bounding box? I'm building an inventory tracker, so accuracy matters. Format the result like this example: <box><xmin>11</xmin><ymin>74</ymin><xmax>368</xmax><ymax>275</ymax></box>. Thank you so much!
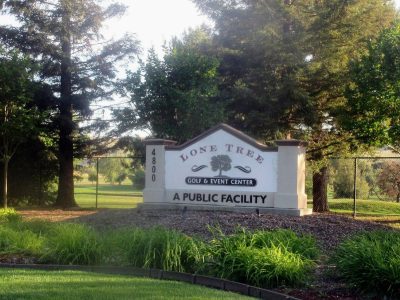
<box><xmin>9</xmin><ymin>151</ymin><xmax>399</xmax><ymax>217</ymax></box>
<box><xmin>73</xmin><ymin>156</ymin><xmax>144</xmax><ymax>209</ymax></box>
<box><xmin>324</xmin><ymin>157</ymin><xmax>400</xmax><ymax>217</ymax></box>
<box><xmin>74</xmin><ymin>156</ymin><xmax>400</xmax><ymax>215</ymax></box>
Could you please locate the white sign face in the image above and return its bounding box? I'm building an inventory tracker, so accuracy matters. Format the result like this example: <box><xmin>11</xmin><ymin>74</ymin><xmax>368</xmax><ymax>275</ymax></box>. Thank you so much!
<box><xmin>165</xmin><ymin>130</ymin><xmax>278</xmax><ymax>193</ymax></box>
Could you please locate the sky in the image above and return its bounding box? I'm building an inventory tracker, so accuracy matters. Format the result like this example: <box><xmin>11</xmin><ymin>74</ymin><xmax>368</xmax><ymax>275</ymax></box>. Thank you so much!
<box><xmin>103</xmin><ymin>0</ymin><xmax>211</xmax><ymax>55</ymax></box>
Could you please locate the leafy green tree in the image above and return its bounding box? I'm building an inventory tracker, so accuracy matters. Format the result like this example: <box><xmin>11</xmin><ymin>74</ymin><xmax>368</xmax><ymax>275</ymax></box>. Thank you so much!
<box><xmin>330</xmin><ymin>159</ymin><xmax>370</xmax><ymax>199</ymax></box>
<box><xmin>194</xmin><ymin>0</ymin><xmax>396</xmax><ymax>211</ymax></box>
<box><xmin>211</xmin><ymin>155</ymin><xmax>232</xmax><ymax>177</ymax></box>
<box><xmin>110</xmin><ymin>136</ymin><xmax>146</xmax><ymax>170</ymax></box>
<box><xmin>377</xmin><ymin>161</ymin><xmax>400</xmax><ymax>202</ymax></box>
<box><xmin>194</xmin><ymin>0</ymin><xmax>310</xmax><ymax>139</ymax></box>
<box><xmin>114</xmin><ymin>27</ymin><xmax>224</xmax><ymax>143</ymax></box>
<box><xmin>98</xmin><ymin>157</ymin><xmax>129</xmax><ymax>185</ymax></box>
<box><xmin>87</xmin><ymin>170</ymin><xmax>97</xmax><ymax>185</ymax></box>
<box><xmin>343</xmin><ymin>23</ymin><xmax>400</xmax><ymax>151</ymax></box>
<box><xmin>115</xmin><ymin>173</ymin><xmax>127</xmax><ymax>185</ymax></box>
<box><xmin>0</xmin><ymin>49</ymin><xmax>43</xmax><ymax>208</ymax></box>
<box><xmin>0</xmin><ymin>0</ymin><xmax>139</xmax><ymax>208</ymax></box>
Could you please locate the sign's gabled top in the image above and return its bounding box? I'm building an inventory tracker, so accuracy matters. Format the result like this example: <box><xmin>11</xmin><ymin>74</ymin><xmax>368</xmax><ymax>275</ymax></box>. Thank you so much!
<box><xmin>165</xmin><ymin>123</ymin><xmax>277</xmax><ymax>152</ymax></box>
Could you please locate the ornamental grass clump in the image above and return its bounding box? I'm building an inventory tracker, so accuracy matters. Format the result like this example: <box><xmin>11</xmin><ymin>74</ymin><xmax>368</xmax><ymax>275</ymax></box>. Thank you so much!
<box><xmin>204</xmin><ymin>227</ymin><xmax>318</xmax><ymax>288</ymax></box>
<box><xmin>16</xmin><ymin>219</ymin><xmax>53</xmax><ymax>236</ymax></box>
<box><xmin>0</xmin><ymin>210</ymin><xmax>44</xmax><ymax>256</ymax></box>
<box><xmin>249</xmin><ymin>229</ymin><xmax>319</xmax><ymax>260</ymax></box>
<box><xmin>41</xmin><ymin>223</ymin><xmax>103</xmax><ymax>265</ymax></box>
<box><xmin>105</xmin><ymin>227</ymin><xmax>203</xmax><ymax>272</ymax></box>
<box><xmin>0</xmin><ymin>208</ymin><xmax>22</xmax><ymax>223</ymax></box>
<box><xmin>334</xmin><ymin>230</ymin><xmax>400</xmax><ymax>297</ymax></box>
<box><xmin>0</xmin><ymin>226</ymin><xmax>44</xmax><ymax>256</ymax></box>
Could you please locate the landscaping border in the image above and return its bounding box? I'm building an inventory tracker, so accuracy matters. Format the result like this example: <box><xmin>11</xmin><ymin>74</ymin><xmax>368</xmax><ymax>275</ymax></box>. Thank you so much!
<box><xmin>0</xmin><ymin>263</ymin><xmax>299</xmax><ymax>300</ymax></box>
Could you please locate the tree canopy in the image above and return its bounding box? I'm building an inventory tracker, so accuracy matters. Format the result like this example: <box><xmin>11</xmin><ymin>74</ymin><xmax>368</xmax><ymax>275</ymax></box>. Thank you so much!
<box><xmin>114</xmin><ymin>27</ymin><xmax>224</xmax><ymax>144</ymax></box>
<box><xmin>193</xmin><ymin>0</ymin><xmax>397</xmax><ymax>211</ymax></box>
<box><xmin>343</xmin><ymin>23</ymin><xmax>400</xmax><ymax>151</ymax></box>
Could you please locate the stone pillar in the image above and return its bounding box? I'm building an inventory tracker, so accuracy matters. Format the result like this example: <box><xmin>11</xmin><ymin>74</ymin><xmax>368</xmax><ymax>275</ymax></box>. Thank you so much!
<box><xmin>275</xmin><ymin>140</ymin><xmax>309</xmax><ymax>213</ymax></box>
<box><xmin>143</xmin><ymin>139</ymin><xmax>176</xmax><ymax>204</ymax></box>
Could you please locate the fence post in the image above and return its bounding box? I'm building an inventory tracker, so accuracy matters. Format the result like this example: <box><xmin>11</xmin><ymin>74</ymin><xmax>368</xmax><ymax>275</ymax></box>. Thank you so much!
<box><xmin>353</xmin><ymin>158</ymin><xmax>357</xmax><ymax>218</ymax></box>
<box><xmin>96</xmin><ymin>157</ymin><xmax>99</xmax><ymax>209</ymax></box>
<box><xmin>38</xmin><ymin>162</ymin><xmax>42</xmax><ymax>206</ymax></box>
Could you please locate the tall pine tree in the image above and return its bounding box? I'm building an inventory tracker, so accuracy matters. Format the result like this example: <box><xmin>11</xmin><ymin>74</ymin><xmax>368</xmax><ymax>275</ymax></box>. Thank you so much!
<box><xmin>0</xmin><ymin>0</ymin><xmax>139</xmax><ymax>207</ymax></box>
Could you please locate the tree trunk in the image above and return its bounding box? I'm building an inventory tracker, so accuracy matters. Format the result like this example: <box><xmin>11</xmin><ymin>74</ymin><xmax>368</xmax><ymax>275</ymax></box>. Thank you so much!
<box><xmin>2</xmin><ymin>158</ymin><xmax>8</xmax><ymax>209</ymax></box>
<box><xmin>312</xmin><ymin>166</ymin><xmax>329</xmax><ymax>212</ymax></box>
<box><xmin>56</xmin><ymin>107</ymin><xmax>76</xmax><ymax>208</ymax></box>
<box><xmin>55</xmin><ymin>7</ymin><xmax>76</xmax><ymax>208</ymax></box>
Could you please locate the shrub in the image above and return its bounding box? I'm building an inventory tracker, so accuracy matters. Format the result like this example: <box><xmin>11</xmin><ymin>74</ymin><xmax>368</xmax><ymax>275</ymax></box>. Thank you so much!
<box><xmin>0</xmin><ymin>208</ymin><xmax>22</xmax><ymax>223</ymax></box>
<box><xmin>334</xmin><ymin>230</ymin><xmax>400</xmax><ymax>297</ymax></box>
<box><xmin>203</xmin><ymin>227</ymin><xmax>318</xmax><ymax>288</ymax></box>
<box><xmin>105</xmin><ymin>227</ymin><xmax>202</xmax><ymax>272</ymax></box>
<box><xmin>41</xmin><ymin>223</ymin><xmax>103</xmax><ymax>265</ymax></box>
<box><xmin>6</xmin><ymin>138</ymin><xmax>58</xmax><ymax>207</ymax></box>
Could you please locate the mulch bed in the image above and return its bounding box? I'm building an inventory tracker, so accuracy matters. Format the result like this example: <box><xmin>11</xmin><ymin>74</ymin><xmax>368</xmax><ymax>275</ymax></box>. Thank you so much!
<box><xmin>17</xmin><ymin>208</ymin><xmax>396</xmax><ymax>299</ymax></box>
<box><xmin>54</xmin><ymin>209</ymin><xmax>390</xmax><ymax>252</ymax></box>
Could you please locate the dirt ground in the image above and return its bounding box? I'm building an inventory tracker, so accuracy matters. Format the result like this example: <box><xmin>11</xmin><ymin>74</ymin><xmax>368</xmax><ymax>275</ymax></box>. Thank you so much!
<box><xmin>17</xmin><ymin>208</ymin><xmax>396</xmax><ymax>299</ymax></box>
<box><xmin>19</xmin><ymin>209</ymin><xmax>97</xmax><ymax>222</ymax></box>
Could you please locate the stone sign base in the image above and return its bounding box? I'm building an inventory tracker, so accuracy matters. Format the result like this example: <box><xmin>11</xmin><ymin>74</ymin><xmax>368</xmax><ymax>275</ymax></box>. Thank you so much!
<box><xmin>137</xmin><ymin>203</ymin><xmax>313</xmax><ymax>217</ymax></box>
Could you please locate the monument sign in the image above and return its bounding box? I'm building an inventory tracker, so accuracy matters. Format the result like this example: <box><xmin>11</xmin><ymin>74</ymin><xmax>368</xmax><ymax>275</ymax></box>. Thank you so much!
<box><xmin>142</xmin><ymin>124</ymin><xmax>311</xmax><ymax>216</ymax></box>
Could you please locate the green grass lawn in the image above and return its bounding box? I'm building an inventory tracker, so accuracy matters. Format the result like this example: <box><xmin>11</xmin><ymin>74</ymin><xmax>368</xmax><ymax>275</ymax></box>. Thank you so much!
<box><xmin>0</xmin><ymin>268</ymin><xmax>250</xmax><ymax>300</ymax></box>
<box><xmin>74</xmin><ymin>184</ymin><xmax>143</xmax><ymax>208</ymax></box>
<box><xmin>74</xmin><ymin>184</ymin><xmax>142</xmax><ymax>195</ymax></box>
<box><xmin>307</xmin><ymin>198</ymin><xmax>400</xmax><ymax>215</ymax></box>
<box><xmin>330</xmin><ymin>198</ymin><xmax>400</xmax><ymax>229</ymax></box>
<box><xmin>328</xmin><ymin>198</ymin><xmax>400</xmax><ymax>215</ymax></box>
<box><xmin>307</xmin><ymin>198</ymin><xmax>400</xmax><ymax>228</ymax></box>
